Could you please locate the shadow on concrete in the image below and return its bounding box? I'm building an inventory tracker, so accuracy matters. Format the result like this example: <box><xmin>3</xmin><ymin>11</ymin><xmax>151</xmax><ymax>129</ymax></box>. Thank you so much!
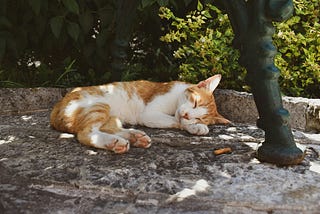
<box><xmin>0</xmin><ymin>111</ymin><xmax>320</xmax><ymax>213</ymax></box>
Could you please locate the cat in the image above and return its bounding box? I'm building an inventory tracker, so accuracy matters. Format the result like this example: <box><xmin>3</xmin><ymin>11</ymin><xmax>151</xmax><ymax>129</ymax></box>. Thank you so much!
<box><xmin>50</xmin><ymin>74</ymin><xmax>230</xmax><ymax>154</ymax></box>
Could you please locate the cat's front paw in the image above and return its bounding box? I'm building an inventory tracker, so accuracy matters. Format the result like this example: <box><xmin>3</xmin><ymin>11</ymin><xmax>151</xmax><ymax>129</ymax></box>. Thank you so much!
<box><xmin>184</xmin><ymin>124</ymin><xmax>209</xmax><ymax>135</ymax></box>
<box><xmin>125</xmin><ymin>129</ymin><xmax>152</xmax><ymax>148</ymax></box>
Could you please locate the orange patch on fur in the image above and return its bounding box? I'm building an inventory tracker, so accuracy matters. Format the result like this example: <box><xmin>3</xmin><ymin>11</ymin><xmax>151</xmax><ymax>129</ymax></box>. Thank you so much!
<box><xmin>121</xmin><ymin>81</ymin><xmax>176</xmax><ymax>103</ymax></box>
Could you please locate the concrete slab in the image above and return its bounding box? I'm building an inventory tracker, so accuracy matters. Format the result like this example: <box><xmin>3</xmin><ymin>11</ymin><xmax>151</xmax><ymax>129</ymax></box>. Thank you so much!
<box><xmin>0</xmin><ymin>110</ymin><xmax>320</xmax><ymax>213</ymax></box>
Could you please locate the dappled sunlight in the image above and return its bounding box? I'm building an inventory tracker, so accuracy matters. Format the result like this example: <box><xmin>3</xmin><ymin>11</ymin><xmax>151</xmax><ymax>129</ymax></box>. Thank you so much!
<box><xmin>226</xmin><ymin>127</ymin><xmax>237</xmax><ymax>132</ymax></box>
<box><xmin>310</xmin><ymin>162</ymin><xmax>320</xmax><ymax>174</ymax></box>
<box><xmin>219</xmin><ymin>125</ymin><xmax>260</xmax><ymax>142</ymax></box>
<box><xmin>240</xmin><ymin>135</ymin><xmax>255</xmax><ymax>141</ymax></box>
<box><xmin>21</xmin><ymin>115</ymin><xmax>38</xmax><ymax>125</ymax></box>
<box><xmin>249</xmin><ymin>158</ymin><xmax>261</xmax><ymax>164</ymax></box>
<box><xmin>85</xmin><ymin>150</ymin><xmax>98</xmax><ymax>155</ymax></box>
<box><xmin>247</xmin><ymin>126</ymin><xmax>259</xmax><ymax>130</ymax></box>
<box><xmin>219</xmin><ymin>170</ymin><xmax>232</xmax><ymax>179</ymax></box>
<box><xmin>21</xmin><ymin>115</ymin><xmax>33</xmax><ymax>121</ymax></box>
<box><xmin>219</xmin><ymin>134</ymin><xmax>234</xmax><ymax>140</ymax></box>
<box><xmin>0</xmin><ymin>157</ymin><xmax>8</xmax><ymax>162</ymax></box>
<box><xmin>0</xmin><ymin>135</ymin><xmax>17</xmax><ymax>145</ymax></box>
<box><xmin>303</xmin><ymin>133</ymin><xmax>320</xmax><ymax>143</ymax></box>
<box><xmin>296</xmin><ymin>143</ymin><xmax>307</xmax><ymax>153</ymax></box>
<box><xmin>168</xmin><ymin>188</ymin><xmax>195</xmax><ymax>202</ymax></box>
<box><xmin>294</xmin><ymin>130</ymin><xmax>320</xmax><ymax>145</ymax></box>
<box><xmin>59</xmin><ymin>133</ymin><xmax>75</xmax><ymax>139</ymax></box>
<box><xmin>167</xmin><ymin>179</ymin><xmax>210</xmax><ymax>202</ymax></box>
<box><xmin>1</xmin><ymin>110</ymin><xmax>320</xmax><ymax>212</ymax></box>
<box><xmin>244</xmin><ymin>142</ymin><xmax>258</xmax><ymax>150</ymax></box>
<box><xmin>218</xmin><ymin>132</ymin><xmax>257</xmax><ymax>141</ymax></box>
<box><xmin>44</xmin><ymin>166</ymin><xmax>54</xmax><ymax>171</ymax></box>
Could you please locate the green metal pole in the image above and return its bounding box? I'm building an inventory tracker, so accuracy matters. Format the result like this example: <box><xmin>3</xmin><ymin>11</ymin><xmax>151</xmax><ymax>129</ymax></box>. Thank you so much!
<box><xmin>217</xmin><ymin>0</ymin><xmax>305</xmax><ymax>165</ymax></box>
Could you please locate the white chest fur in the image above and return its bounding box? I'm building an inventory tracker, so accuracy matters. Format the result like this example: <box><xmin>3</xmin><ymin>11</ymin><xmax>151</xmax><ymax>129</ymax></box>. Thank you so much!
<box><xmin>64</xmin><ymin>83</ymin><xmax>190</xmax><ymax>125</ymax></box>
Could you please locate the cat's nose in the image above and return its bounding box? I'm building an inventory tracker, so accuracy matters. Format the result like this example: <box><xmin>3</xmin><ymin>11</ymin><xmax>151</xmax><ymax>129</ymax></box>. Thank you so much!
<box><xmin>182</xmin><ymin>113</ymin><xmax>189</xmax><ymax>120</ymax></box>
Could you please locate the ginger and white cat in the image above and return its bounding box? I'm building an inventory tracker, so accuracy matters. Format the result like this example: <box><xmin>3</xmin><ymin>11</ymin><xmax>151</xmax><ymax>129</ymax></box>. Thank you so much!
<box><xmin>50</xmin><ymin>74</ymin><xmax>230</xmax><ymax>154</ymax></box>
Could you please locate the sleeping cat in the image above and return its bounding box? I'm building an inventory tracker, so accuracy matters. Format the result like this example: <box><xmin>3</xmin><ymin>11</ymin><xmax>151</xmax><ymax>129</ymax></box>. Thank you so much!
<box><xmin>50</xmin><ymin>74</ymin><xmax>230</xmax><ymax>154</ymax></box>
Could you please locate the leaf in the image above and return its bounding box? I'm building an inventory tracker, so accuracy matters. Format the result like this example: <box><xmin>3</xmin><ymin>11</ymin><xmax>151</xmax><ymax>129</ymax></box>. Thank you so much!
<box><xmin>67</xmin><ymin>22</ymin><xmax>80</xmax><ymax>41</ymax></box>
<box><xmin>50</xmin><ymin>16</ymin><xmax>64</xmax><ymax>38</ymax></box>
<box><xmin>157</xmin><ymin>0</ymin><xmax>169</xmax><ymax>7</ymax></box>
<box><xmin>197</xmin><ymin>0</ymin><xmax>203</xmax><ymax>11</ymax></box>
<box><xmin>141</xmin><ymin>0</ymin><xmax>156</xmax><ymax>8</ymax></box>
<box><xmin>62</xmin><ymin>0</ymin><xmax>80</xmax><ymax>14</ymax></box>
<box><xmin>201</xmin><ymin>10</ymin><xmax>212</xmax><ymax>18</ymax></box>
<box><xmin>28</xmin><ymin>0</ymin><xmax>42</xmax><ymax>15</ymax></box>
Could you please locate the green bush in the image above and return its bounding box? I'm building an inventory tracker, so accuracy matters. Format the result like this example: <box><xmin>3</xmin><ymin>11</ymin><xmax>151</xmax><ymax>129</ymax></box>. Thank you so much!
<box><xmin>159</xmin><ymin>2</ymin><xmax>247</xmax><ymax>91</ymax></box>
<box><xmin>159</xmin><ymin>0</ymin><xmax>319</xmax><ymax>98</ymax></box>
<box><xmin>274</xmin><ymin>0</ymin><xmax>320</xmax><ymax>98</ymax></box>
<box><xmin>0</xmin><ymin>0</ymin><xmax>194</xmax><ymax>87</ymax></box>
<box><xmin>0</xmin><ymin>0</ymin><xmax>319</xmax><ymax>98</ymax></box>
<box><xmin>0</xmin><ymin>0</ymin><xmax>119</xmax><ymax>87</ymax></box>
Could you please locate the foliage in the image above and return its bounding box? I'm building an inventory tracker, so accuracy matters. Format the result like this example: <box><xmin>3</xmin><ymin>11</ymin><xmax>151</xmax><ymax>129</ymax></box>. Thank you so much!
<box><xmin>159</xmin><ymin>2</ymin><xmax>247</xmax><ymax>91</ymax></box>
<box><xmin>159</xmin><ymin>0</ymin><xmax>319</xmax><ymax>97</ymax></box>
<box><xmin>125</xmin><ymin>0</ymin><xmax>201</xmax><ymax>82</ymax></box>
<box><xmin>274</xmin><ymin>0</ymin><xmax>320</xmax><ymax>98</ymax></box>
<box><xmin>0</xmin><ymin>0</ymin><xmax>319</xmax><ymax>98</ymax></box>
<box><xmin>0</xmin><ymin>0</ymin><xmax>195</xmax><ymax>87</ymax></box>
<box><xmin>0</xmin><ymin>0</ymin><xmax>118</xmax><ymax>87</ymax></box>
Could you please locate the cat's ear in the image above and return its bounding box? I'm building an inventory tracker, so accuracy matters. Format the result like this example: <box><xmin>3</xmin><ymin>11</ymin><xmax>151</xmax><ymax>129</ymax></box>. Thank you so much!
<box><xmin>197</xmin><ymin>74</ymin><xmax>221</xmax><ymax>93</ymax></box>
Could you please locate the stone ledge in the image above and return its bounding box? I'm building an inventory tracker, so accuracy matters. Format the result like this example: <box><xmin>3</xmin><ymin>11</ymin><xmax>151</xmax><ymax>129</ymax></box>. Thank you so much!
<box><xmin>0</xmin><ymin>88</ymin><xmax>319</xmax><ymax>132</ymax></box>
<box><xmin>215</xmin><ymin>90</ymin><xmax>320</xmax><ymax>132</ymax></box>
<box><xmin>0</xmin><ymin>111</ymin><xmax>320</xmax><ymax>213</ymax></box>
<box><xmin>0</xmin><ymin>88</ymin><xmax>69</xmax><ymax>115</ymax></box>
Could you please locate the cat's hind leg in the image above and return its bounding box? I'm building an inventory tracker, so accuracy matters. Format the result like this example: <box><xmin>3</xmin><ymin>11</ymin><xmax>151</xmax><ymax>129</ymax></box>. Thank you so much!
<box><xmin>77</xmin><ymin>125</ymin><xmax>130</xmax><ymax>154</ymax></box>
<box><xmin>99</xmin><ymin>116</ymin><xmax>151</xmax><ymax>149</ymax></box>
<box><xmin>66</xmin><ymin>101</ymin><xmax>131</xmax><ymax>153</ymax></box>
<box><xmin>78</xmin><ymin>114</ymin><xmax>150</xmax><ymax>152</ymax></box>
<box><xmin>77</xmin><ymin>115</ymin><xmax>130</xmax><ymax>154</ymax></box>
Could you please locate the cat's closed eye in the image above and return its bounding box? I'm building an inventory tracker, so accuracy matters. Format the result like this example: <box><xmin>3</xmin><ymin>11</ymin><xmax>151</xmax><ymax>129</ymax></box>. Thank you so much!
<box><xmin>193</xmin><ymin>100</ymin><xmax>198</xmax><ymax>109</ymax></box>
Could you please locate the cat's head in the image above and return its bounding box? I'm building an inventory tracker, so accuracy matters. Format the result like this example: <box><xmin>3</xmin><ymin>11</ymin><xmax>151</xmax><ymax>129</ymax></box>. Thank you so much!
<box><xmin>176</xmin><ymin>74</ymin><xmax>230</xmax><ymax>126</ymax></box>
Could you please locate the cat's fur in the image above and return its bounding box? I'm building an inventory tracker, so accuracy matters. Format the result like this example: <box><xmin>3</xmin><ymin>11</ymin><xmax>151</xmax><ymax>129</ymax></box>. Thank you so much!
<box><xmin>50</xmin><ymin>74</ymin><xmax>230</xmax><ymax>153</ymax></box>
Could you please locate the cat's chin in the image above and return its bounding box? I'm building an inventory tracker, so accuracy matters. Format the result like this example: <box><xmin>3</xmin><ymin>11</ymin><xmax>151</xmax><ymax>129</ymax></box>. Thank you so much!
<box><xmin>180</xmin><ymin>118</ymin><xmax>198</xmax><ymax>126</ymax></box>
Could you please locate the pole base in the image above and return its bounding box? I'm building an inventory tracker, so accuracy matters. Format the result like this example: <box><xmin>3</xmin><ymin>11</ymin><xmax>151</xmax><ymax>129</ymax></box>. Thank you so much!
<box><xmin>256</xmin><ymin>143</ymin><xmax>306</xmax><ymax>166</ymax></box>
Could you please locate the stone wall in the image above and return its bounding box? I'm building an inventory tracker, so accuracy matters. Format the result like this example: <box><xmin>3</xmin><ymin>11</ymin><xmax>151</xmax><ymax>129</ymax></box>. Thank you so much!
<box><xmin>0</xmin><ymin>88</ymin><xmax>319</xmax><ymax>132</ymax></box>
